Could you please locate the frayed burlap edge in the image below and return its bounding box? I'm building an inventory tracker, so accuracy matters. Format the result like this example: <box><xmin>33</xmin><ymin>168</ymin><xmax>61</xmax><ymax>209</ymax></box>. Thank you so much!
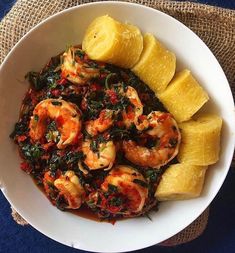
<box><xmin>11</xmin><ymin>207</ymin><xmax>28</xmax><ymax>226</ymax></box>
<box><xmin>160</xmin><ymin>207</ymin><xmax>209</xmax><ymax>246</ymax></box>
<box><xmin>0</xmin><ymin>0</ymin><xmax>234</xmax><ymax>247</ymax></box>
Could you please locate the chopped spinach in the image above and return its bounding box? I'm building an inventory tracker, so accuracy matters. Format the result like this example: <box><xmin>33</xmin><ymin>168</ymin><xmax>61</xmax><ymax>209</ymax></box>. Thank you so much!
<box><xmin>51</xmin><ymin>101</ymin><xmax>62</xmax><ymax>106</ymax></box>
<box><xmin>75</xmin><ymin>49</ymin><xmax>85</xmax><ymax>59</ymax></box>
<box><xmin>133</xmin><ymin>179</ymin><xmax>148</xmax><ymax>188</ymax></box>
<box><xmin>21</xmin><ymin>144</ymin><xmax>43</xmax><ymax>163</ymax></box>
<box><xmin>87</xmin><ymin>61</ymin><xmax>99</xmax><ymax>69</ymax></box>
<box><xmin>145</xmin><ymin>138</ymin><xmax>159</xmax><ymax>149</ymax></box>
<box><xmin>9</xmin><ymin>119</ymin><xmax>29</xmax><ymax>139</ymax></box>
<box><xmin>109</xmin><ymin>196</ymin><xmax>123</xmax><ymax>207</ymax></box>
<box><xmin>25</xmin><ymin>67</ymin><xmax>61</xmax><ymax>91</ymax></box>
<box><xmin>108</xmin><ymin>184</ymin><xmax>118</xmax><ymax>194</ymax></box>
<box><xmin>90</xmin><ymin>139</ymin><xmax>99</xmax><ymax>153</ymax></box>
<box><xmin>49</xmin><ymin>150</ymin><xmax>84</xmax><ymax>172</ymax></box>
<box><xmin>34</xmin><ymin>115</ymin><xmax>39</xmax><ymax>122</ymax></box>
<box><xmin>145</xmin><ymin>169</ymin><xmax>161</xmax><ymax>183</ymax></box>
<box><xmin>109</xmin><ymin>127</ymin><xmax>130</xmax><ymax>140</ymax></box>
<box><xmin>169</xmin><ymin>138</ymin><xmax>178</xmax><ymax>147</ymax></box>
<box><xmin>105</xmin><ymin>73</ymin><xmax>116</xmax><ymax>90</ymax></box>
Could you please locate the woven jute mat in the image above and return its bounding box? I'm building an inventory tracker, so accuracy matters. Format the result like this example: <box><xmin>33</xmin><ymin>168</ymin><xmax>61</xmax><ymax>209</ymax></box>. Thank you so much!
<box><xmin>1</xmin><ymin>0</ymin><xmax>234</xmax><ymax>247</ymax></box>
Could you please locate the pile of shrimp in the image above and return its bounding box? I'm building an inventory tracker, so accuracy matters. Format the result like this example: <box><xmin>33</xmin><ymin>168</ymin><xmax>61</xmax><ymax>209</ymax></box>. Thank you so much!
<box><xmin>11</xmin><ymin>46</ymin><xmax>181</xmax><ymax>220</ymax></box>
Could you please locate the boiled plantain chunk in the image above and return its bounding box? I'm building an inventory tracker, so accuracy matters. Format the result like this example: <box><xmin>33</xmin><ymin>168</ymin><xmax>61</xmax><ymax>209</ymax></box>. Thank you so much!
<box><xmin>155</xmin><ymin>163</ymin><xmax>207</xmax><ymax>201</ymax></box>
<box><xmin>132</xmin><ymin>33</ymin><xmax>176</xmax><ymax>93</ymax></box>
<box><xmin>158</xmin><ymin>69</ymin><xmax>209</xmax><ymax>122</ymax></box>
<box><xmin>178</xmin><ymin>114</ymin><xmax>222</xmax><ymax>165</ymax></box>
<box><xmin>82</xmin><ymin>15</ymin><xmax>143</xmax><ymax>68</ymax></box>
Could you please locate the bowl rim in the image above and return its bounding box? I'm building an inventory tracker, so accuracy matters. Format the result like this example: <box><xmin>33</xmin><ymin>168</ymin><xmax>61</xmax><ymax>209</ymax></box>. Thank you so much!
<box><xmin>0</xmin><ymin>1</ymin><xmax>235</xmax><ymax>252</ymax></box>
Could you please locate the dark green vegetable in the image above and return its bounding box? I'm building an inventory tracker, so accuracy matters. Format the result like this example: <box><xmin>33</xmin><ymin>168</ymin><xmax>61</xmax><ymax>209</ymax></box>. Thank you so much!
<box><xmin>169</xmin><ymin>138</ymin><xmax>178</xmax><ymax>147</ymax></box>
<box><xmin>34</xmin><ymin>115</ymin><xmax>39</xmax><ymax>122</ymax></box>
<box><xmin>49</xmin><ymin>150</ymin><xmax>84</xmax><ymax>172</ymax></box>
<box><xmin>145</xmin><ymin>138</ymin><xmax>159</xmax><ymax>149</ymax></box>
<box><xmin>25</xmin><ymin>55</ymin><xmax>61</xmax><ymax>91</ymax></box>
<box><xmin>109</xmin><ymin>127</ymin><xmax>130</xmax><ymax>140</ymax></box>
<box><xmin>105</xmin><ymin>73</ymin><xmax>116</xmax><ymax>90</ymax></box>
<box><xmin>51</xmin><ymin>101</ymin><xmax>62</xmax><ymax>106</ymax></box>
<box><xmin>75</xmin><ymin>49</ymin><xmax>85</xmax><ymax>59</ymax></box>
<box><xmin>9</xmin><ymin>118</ymin><xmax>29</xmax><ymax>139</ymax></box>
<box><xmin>21</xmin><ymin>144</ymin><xmax>43</xmax><ymax>162</ymax></box>
<box><xmin>90</xmin><ymin>139</ymin><xmax>99</xmax><ymax>153</ymax></box>
<box><xmin>87</xmin><ymin>61</ymin><xmax>99</xmax><ymax>69</ymax></box>
<box><xmin>25</xmin><ymin>72</ymin><xmax>42</xmax><ymax>90</ymax></box>
<box><xmin>133</xmin><ymin>179</ymin><xmax>148</xmax><ymax>188</ymax></box>
<box><xmin>145</xmin><ymin>169</ymin><xmax>161</xmax><ymax>183</ymax></box>
<box><xmin>108</xmin><ymin>184</ymin><xmax>118</xmax><ymax>193</ymax></box>
<box><xmin>108</xmin><ymin>196</ymin><xmax>123</xmax><ymax>207</ymax></box>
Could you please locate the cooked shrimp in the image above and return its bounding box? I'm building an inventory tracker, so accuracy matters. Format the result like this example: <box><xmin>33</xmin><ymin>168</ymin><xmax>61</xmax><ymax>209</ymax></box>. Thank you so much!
<box><xmin>43</xmin><ymin>170</ymin><xmax>57</xmax><ymax>198</ymax></box>
<box><xmin>82</xmin><ymin>139</ymin><xmax>116</xmax><ymax>170</ymax></box>
<box><xmin>53</xmin><ymin>170</ymin><xmax>85</xmax><ymax>209</ymax></box>
<box><xmin>29</xmin><ymin>99</ymin><xmax>81</xmax><ymax>149</ymax></box>
<box><xmin>61</xmin><ymin>47</ymin><xmax>100</xmax><ymax>85</ymax></box>
<box><xmin>43</xmin><ymin>170</ymin><xmax>85</xmax><ymax>209</ymax></box>
<box><xmin>85</xmin><ymin>109</ymin><xmax>114</xmax><ymax>136</ymax></box>
<box><xmin>89</xmin><ymin>165</ymin><xmax>148</xmax><ymax>215</ymax></box>
<box><xmin>122</xmin><ymin>86</ymin><xmax>143</xmax><ymax>128</ymax></box>
<box><xmin>123</xmin><ymin>111</ymin><xmax>181</xmax><ymax>168</ymax></box>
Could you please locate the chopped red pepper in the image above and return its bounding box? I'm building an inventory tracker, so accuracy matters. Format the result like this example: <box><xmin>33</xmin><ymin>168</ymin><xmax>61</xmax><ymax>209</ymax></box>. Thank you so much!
<box><xmin>29</xmin><ymin>89</ymin><xmax>38</xmax><ymax>105</ymax></box>
<box><xmin>100</xmin><ymin>73</ymin><xmax>107</xmax><ymax>79</ymax></box>
<box><xmin>106</xmin><ymin>90</ymin><xmax>118</xmax><ymax>104</ymax></box>
<box><xmin>139</xmin><ymin>93</ymin><xmax>150</xmax><ymax>101</ymax></box>
<box><xmin>84</xmin><ymin>54</ymin><xmax>89</xmax><ymax>61</ymax></box>
<box><xmin>20</xmin><ymin>162</ymin><xmax>32</xmax><ymax>174</ymax></box>
<box><xmin>57</xmin><ymin>78</ymin><xmax>67</xmax><ymax>85</ymax></box>
<box><xmin>158</xmin><ymin>112</ymin><xmax>170</xmax><ymax>122</ymax></box>
<box><xmin>41</xmin><ymin>154</ymin><xmax>50</xmax><ymax>160</ymax></box>
<box><xmin>126</xmin><ymin>106</ymin><xmax>135</xmax><ymax>120</ymax></box>
<box><xmin>42</xmin><ymin>142</ymin><xmax>54</xmax><ymax>151</ymax></box>
<box><xmin>81</xmin><ymin>99</ymin><xmax>87</xmax><ymax>110</ymax></box>
<box><xmin>107</xmin><ymin>204</ymin><xmax>122</xmax><ymax>213</ymax></box>
<box><xmin>103</xmin><ymin>132</ymin><xmax>110</xmax><ymax>140</ymax></box>
<box><xmin>98</xmin><ymin>63</ymin><xmax>106</xmax><ymax>68</ymax></box>
<box><xmin>116</xmin><ymin>121</ymin><xmax>124</xmax><ymax>128</ymax></box>
<box><xmin>139</xmin><ymin>115</ymin><xmax>147</xmax><ymax>122</ymax></box>
<box><xmin>56</xmin><ymin>115</ymin><xmax>65</xmax><ymax>126</ymax></box>
<box><xmin>51</xmin><ymin>89</ymin><xmax>61</xmax><ymax>96</ymax></box>
<box><xmin>90</xmin><ymin>83</ymin><xmax>102</xmax><ymax>91</ymax></box>
<box><xmin>17</xmin><ymin>135</ymin><xmax>27</xmax><ymax>142</ymax></box>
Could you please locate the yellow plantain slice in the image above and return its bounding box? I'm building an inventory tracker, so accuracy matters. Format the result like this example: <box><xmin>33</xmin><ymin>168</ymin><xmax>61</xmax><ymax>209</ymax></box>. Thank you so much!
<box><xmin>82</xmin><ymin>15</ymin><xmax>143</xmax><ymax>68</ymax></box>
<box><xmin>178</xmin><ymin>114</ymin><xmax>223</xmax><ymax>165</ymax></box>
<box><xmin>132</xmin><ymin>33</ymin><xmax>176</xmax><ymax>94</ymax></box>
<box><xmin>155</xmin><ymin>163</ymin><xmax>207</xmax><ymax>201</ymax></box>
<box><xmin>158</xmin><ymin>69</ymin><xmax>209</xmax><ymax>122</ymax></box>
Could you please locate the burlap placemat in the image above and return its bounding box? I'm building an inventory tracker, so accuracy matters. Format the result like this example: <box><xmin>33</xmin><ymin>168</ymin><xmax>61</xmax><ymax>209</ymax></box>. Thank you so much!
<box><xmin>0</xmin><ymin>0</ymin><xmax>234</xmax><ymax>247</ymax></box>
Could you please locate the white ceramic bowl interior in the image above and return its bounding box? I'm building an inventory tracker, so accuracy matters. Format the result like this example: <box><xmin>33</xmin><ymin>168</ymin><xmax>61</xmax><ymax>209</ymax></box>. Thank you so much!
<box><xmin>0</xmin><ymin>2</ymin><xmax>234</xmax><ymax>252</ymax></box>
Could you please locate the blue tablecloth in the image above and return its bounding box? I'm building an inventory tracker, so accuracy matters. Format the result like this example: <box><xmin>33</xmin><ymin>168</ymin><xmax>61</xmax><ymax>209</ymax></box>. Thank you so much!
<box><xmin>0</xmin><ymin>1</ymin><xmax>235</xmax><ymax>253</ymax></box>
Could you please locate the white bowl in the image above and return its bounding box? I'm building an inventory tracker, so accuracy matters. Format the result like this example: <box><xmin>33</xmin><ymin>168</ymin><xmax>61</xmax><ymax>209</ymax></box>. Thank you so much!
<box><xmin>0</xmin><ymin>2</ymin><xmax>234</xmax><ymax>252</ymax></box>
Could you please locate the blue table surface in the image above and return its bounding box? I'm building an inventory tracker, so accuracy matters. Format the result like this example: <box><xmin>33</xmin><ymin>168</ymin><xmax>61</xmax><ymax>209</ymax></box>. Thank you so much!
<box><xmin>0</xmin><ymin>0</ymin><xmax>235</xmax><ymax>253</ymax></box>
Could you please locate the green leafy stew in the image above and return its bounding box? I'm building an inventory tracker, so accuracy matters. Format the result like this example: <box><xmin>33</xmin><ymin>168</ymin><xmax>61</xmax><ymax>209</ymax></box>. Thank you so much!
<box><xmin>10</xmin><ymin>46</ymin><xmax>178</xmax><ymax>222</ymax></box>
